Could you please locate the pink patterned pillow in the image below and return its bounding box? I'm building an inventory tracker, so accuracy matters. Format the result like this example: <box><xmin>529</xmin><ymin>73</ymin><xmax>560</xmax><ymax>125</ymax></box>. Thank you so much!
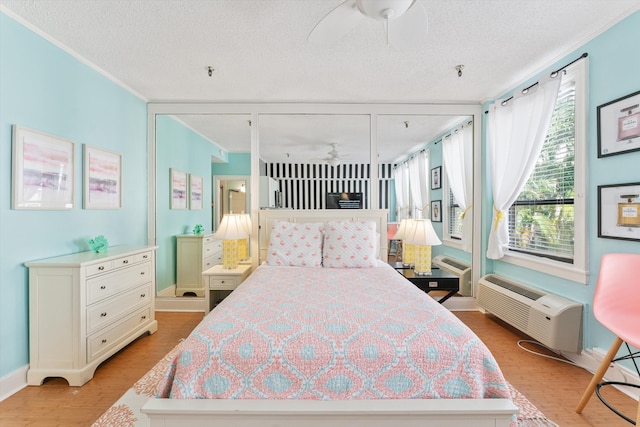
<box><xmin>266</xmin><ymin>221</ymin><xmax>324</xmax><ymax>267</ymax></box>
<box><xmin>323</xmin><ymin>221</ymin><xmax>377</xmax><ymax>268</ymax></box>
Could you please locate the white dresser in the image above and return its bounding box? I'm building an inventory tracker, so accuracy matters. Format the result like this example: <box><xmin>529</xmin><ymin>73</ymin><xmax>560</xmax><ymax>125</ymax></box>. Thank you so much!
<box><xmin>25</xmin><ymin>245</ymin><xmax>158</xmax><ymax>386</ymax></box>
<box><xmin>176</xmin><ymin>233</ymin><xmax>222</xmax><ymax>296</ymax></box>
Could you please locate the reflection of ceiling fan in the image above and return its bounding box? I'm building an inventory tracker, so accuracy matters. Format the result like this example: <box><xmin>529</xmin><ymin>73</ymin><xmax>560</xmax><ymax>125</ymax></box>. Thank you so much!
<box><xmin>324</xmin><ymin>143</ymin><xmax>343</xmax><ymax>167</ymax></box>
<box><xmin>307</xmin><ymin>0</ymin><xmax>428</xmax><ymax>47</ymax></box>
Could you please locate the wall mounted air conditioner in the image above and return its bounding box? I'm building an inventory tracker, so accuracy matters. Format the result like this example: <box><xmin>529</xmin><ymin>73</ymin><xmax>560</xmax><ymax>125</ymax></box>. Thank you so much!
<box><xmin>432</xmin><ymin>255</ymin><xmax>472</xmax><ymax>296</ymax></box>
<box><xmin>477</xmin><ymin>274</ymin><xmax>583</xmax><ymax>353</ymax></box>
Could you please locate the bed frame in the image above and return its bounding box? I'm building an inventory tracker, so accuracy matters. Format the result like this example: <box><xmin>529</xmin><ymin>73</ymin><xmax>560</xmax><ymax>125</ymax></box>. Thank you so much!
<box><xmin>141</xmin><ymin>209</ymin><xmax>517</xmax><ymax>426</ymax></box>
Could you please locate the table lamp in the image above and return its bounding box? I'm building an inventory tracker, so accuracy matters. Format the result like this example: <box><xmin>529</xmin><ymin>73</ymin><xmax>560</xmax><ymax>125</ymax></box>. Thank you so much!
<box><xmin>406</xmin><ymin>219</ymin><xmax>442</xmax><ymax>275</ymax></box>
<box><xmin>213</xmin><ymin>214</ymin><xmax>248</xmax><ymax>269</ymax></box>
<box><xmin>237</xmin><ymin>213</ymin><xmax>251</xmax><ymax>261</ymax></box>
<box><xmin>393</xmin><ymin>218</ymin><xmax>416</xmax><ymax>267</ymax></box>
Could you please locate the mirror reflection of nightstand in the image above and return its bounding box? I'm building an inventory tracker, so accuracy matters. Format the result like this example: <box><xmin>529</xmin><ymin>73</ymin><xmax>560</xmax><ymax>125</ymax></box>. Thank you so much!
<box><xmin>389</xmin><ymin>262</ymin><xmax>459</xmax><ymax>304</ymax></box>
<box><xmin>202</xmin><ymin>264</ymin><xmax>251</xmax><ymax>313</ymax></box>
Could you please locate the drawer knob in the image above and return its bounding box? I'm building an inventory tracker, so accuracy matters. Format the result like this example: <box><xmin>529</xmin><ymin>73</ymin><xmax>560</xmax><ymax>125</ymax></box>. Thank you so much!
<box><xmin>140</xmin><ymin>293</ymin><xmax>146</xmax><ymax>298</ymax></box>
<box><xmin>98</xmin><ymin>266</ymin><xmax>105</xmax><ymax>271</ymax></box>
<box><xmin>101</xmin><ymin>339</ymin><xmax>107</xmax><ymax>344</ymax></box>
<box><xmin>141</xmin><ymin>315</ymin><xmax>147</xmax><ymax>320</ymax></box>
<box><xmin>101</xmin><ymin>312</ymin><xmax>107</xmax><ymax>317</ymax></box>
<box><xmin>123</xmin><ymin>260</ymin><xmax>129</xmax><ymax>264</ymax></box>
<box><xmin>140</xmin><ymin>272</ymin><xmax>145</xmax><ymax>276</ymax></box>
<box><xmin>143</xmin><ymin>255</ymin><xmax>148</xmax><ymax>259</ymax></box>
<box><xmin>100</xmin><ymin>285</ymin><xmax>106</xmax><ymax>290</ymax></box>
<box><xmin>221</xmin><ymin>280</ymin><xmax>225</xmax><ymax>283</ymax></box>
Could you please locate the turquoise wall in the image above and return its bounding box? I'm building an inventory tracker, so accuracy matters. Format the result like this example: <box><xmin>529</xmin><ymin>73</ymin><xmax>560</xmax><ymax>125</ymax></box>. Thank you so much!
<box><xmin>0</xmin><ymin>13</ymin><xmax>148</xmax><ymax>377</ymax></box>
<box><xmin>212</xmin><ymin>153</ymin><xmax>251</xmax><ymax>176</ymax></box>
<box><xmin>155</xmin><ymin>115</ymin><xmax>224</xmax><ymax>292</ymax></box>
<box><xmin>482</xmin><ymin>11</ymin><xmax>640</xmax><ymax>353</ymax></box>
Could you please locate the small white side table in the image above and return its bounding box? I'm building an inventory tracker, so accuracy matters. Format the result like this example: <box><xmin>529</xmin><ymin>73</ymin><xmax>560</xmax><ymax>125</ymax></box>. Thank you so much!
<box><xmin>202</xmin><ymin>264</ymin><xmax>251</xmax><ymax>313</ymax></box>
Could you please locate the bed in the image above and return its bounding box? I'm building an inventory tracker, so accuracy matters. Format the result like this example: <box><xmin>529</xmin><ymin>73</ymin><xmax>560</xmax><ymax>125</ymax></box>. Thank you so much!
<box><xmin>142</xmin><ymin>209</ymin><xmax>517</xmax><ymax>426</ymax></box>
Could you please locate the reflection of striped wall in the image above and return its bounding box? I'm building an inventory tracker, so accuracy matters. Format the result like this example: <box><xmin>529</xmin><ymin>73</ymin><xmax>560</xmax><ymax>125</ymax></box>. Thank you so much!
<box><xmin>263</xmin><ymin>163</ymin><xmax>393</xmax><ymax>210</ymax></box>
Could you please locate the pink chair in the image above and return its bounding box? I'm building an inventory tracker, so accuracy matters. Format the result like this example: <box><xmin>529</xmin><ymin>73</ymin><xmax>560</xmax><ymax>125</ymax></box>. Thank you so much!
<box><xmin>387</xmin><ymin>223</ymin><xmax>401</xmax><ymax>262</ymax></box>
<box><xmin>575</xmin><ymin>253</ymin><xmax>640</xmax><ymax>425</ymax></box>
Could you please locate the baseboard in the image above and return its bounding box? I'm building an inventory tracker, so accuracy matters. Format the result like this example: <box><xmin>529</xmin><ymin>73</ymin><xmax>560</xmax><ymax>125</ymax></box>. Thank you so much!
<box><xmin>157</xmin><ymin>285</ymin><xmax>177</xmax><ymax>297</ymax></box>
<box><xmin>444</xmin><ymin>296</ymin><xmax>479</xmax><ymax>311</ymax></box>
<box><xmin>155</xmin><ymin>296</ymin><xmax>206</xmax><ymax>312</ymax></box>
<box><xmin>0</xmin><ymin>365</ymin><xmax>27</xmax><ymax>402</ymax></box>
<box><xmin>561</xmin><ymin>348</ymin><xmax>640</xmax><ymax>401</ymax></box>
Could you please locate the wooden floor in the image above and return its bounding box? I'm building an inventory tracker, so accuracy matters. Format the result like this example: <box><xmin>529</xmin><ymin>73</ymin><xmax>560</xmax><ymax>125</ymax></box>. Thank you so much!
<box><xmin>0</xmin><ymin>310</ymin><xmax>637</xmax><ymax>426</ymax></box>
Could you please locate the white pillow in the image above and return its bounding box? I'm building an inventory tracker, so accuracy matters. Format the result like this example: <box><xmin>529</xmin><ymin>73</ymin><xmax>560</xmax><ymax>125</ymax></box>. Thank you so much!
<box><xmin>266</xmin><ymin>221</ymin><xmax>324</xmax><ymax>267</ymax></box>
<box><xmin>323</xmin><ymin>221</ymin><xmax>377</xmax><ymax>268</ymax></box>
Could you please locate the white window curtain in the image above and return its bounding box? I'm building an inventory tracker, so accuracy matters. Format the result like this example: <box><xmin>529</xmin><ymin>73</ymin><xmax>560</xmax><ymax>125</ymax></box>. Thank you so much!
<box><xmin>393</xmin><ymin>162</ymin><xmax>410</xmax><ymax>220</ymax></box>
<box><xmin>487</xmin><ymin>74</ymin><xmax>563</xmax><ymax>259</ymax></box>
<box><xmin>442</xmin><ymin>122</ymin><xmax>473</xmax><ymax>252</ymax></box>
<box><xmin>407</xmin><ymin>150</ymin><xmax>430</xmax><ymax>218</ymax></box>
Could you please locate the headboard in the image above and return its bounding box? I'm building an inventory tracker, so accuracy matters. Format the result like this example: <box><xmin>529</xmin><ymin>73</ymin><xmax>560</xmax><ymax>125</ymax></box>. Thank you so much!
<box><xmin>258</xmin><ymin>209</ymin><xmax>389</xmax><ymax>263</ymax></box>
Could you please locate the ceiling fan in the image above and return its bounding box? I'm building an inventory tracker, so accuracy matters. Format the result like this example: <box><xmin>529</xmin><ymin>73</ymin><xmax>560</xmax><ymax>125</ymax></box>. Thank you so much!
<box><xmin>324</xmin><ymin>143</ymin><xmax>343</xmax><ymax>167</ymax></box>
<box><xmin>307</xmin><ymin>0</ymin><xmax>428</xmax><ymax>47</ymax></box>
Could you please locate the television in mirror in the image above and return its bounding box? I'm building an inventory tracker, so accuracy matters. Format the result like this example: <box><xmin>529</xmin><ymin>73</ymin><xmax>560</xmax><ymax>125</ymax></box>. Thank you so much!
<box><xmin>326</xmin><ymin>192</ymin><xmax>364</xmax><ymax>209</ymax></box>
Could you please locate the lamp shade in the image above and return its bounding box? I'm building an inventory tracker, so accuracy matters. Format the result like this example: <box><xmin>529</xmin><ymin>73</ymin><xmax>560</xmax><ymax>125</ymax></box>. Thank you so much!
<box><xmin>214</xmin><ymin>214</ymin><xmax>249</xmax><ymax>240</ymax></box>
<box><xmin>405</xmin><ymin>219</ymin><xmax>442</xmax><ymax>246</ymax></box>
<box><xmin>237</xmin><ymin>213</ymin><xmax>252</xmax><ymax>261</ymax></box>
<box><xmin>392</xmin><ymin>218</ymin><xmax>414</xmax><ymax>240</ymax></box>
<box><xmin>238</xmin><ymin>213</ymin><xmax>252</xmax><ymax>234</ymax></box>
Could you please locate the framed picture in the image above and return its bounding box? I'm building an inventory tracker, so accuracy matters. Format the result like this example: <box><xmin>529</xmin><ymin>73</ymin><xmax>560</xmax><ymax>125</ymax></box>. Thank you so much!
<box><xmin>597</xmin><ymin>89</ymin><xmax>640</xmax><ymax>158</ymax></box>
<box><xmin>431</xmin><ymin>166</ymin><xmax>442</xmax><ymax>190</ymax></box>
<box><xmin>598</xmin><ymin>182</ymin><xmax>640</xmax><ymax>242</ymax></box>
<box><xmin>11</xmin><ymin>125</ymin><xmax>75</xmax><ymax>210</ymax></box>
<box><xmin>83</xmin><ymin>145</ymin><xmax>122</xmax><ymax>209</ymax></box>
<box><xmin>170</xmin><ymin>168</ymin><xmax>188</xmax><ymax>209</ymax></box>
<box><xmin>431</xmin><ymin>200</ymin><xmax>442</xmax><ymax>222</ymax></box>
<box><xmin>189</xmin><ymin>174</ymin><xmax>203</xmax><ymax>210</ymax></box>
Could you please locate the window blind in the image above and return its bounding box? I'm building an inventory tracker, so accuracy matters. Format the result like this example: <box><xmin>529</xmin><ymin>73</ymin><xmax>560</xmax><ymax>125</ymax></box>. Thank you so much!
<box><xmin>507</xmin><ymin>71</ymin><xmax>576</xmax><ymax>262</ymax></box>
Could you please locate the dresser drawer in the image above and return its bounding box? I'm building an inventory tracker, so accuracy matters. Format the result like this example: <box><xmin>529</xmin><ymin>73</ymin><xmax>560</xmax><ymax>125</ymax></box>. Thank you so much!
<box><xmin>202</xmin><ymin>242</ymin><xmax>219</xmax><ymax>258</ymax></box>
<box><xmin>86</xmin><ymin>282</ymin><xmax>152</xmax><ymax>334</ymax></box>
<box><xmin>202</xmin><ymin>235</ymin><xmax>217</xmax><ymax>246</ymax></box>
<box><xmin>202</xmin><ymin>255</ymin><xmax>218</xmax><ymax>271</ymax></box>
<box><xmin>87</xmin><ymin>262</ymin><xmax>151</xmax><ymax>305</ymax></box>
<box><xmin>87</xmin><ymin>306</ymin><xmax>152</xmax><ymax>362</ymax></box>
<box><xmin>113</xmin><ymin>253</ymin><xmax>137</xmax><ymax>268</ymax></box>
<box><xmin>86</xmin><ymin>261</ymin><xmax>114</xmax><ymax>277</ymax></box>
<box><xmin>134</xmin><ymin>251</ymin><xmax>153</xmax><ymax>263</ymax></box>
<box><xmin>209</xmin><ymin>276</ymin><xmax>242</xmax><ymax>289</ymax></box>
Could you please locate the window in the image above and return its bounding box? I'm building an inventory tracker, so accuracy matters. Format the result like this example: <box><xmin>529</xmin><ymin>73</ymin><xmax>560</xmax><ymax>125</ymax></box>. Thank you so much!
<box><xmin>503</xmin><ymin>60</ymin><xmax>588</xmax><ymax>283</ymax></box>
<box><xmin>447</xmin><ymin>187</ymin><xmax>463</xmax><ymax>240</ymax></box>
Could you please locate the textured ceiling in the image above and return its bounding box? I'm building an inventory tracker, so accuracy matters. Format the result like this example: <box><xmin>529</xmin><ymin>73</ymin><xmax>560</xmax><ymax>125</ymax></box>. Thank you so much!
<box><xmin>2</xmin><ymin>0</ymin><xmax>639</xmax><ymax>162</ymax></box>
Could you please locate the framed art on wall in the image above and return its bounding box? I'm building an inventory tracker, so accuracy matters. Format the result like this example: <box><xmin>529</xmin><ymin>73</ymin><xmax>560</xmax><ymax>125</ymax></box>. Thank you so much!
<box><xmin>12</xmin><ymin>125</ymin><xmax>75</xmax><ymax>210</ymax></box>
<box><xmin>597</xmin><ymin>89</ymin><xmax>640</xmax><ymax>158</ymax></box>
<box><xmin>431</xmin><ymin>166</ymin><xmax>442</xmax><ymax>190</ymax></box>
<box><xmin>83</xmin><ymin>145</ymin><xmax>122</xmax><ymax>209</ymax></box>
<box><xmin>598</xmin><ymin>182</ymin><xmax>640</xmax><ymax>242</ymax></box>
<box><xmin>189</xmin><ymin>174</ymin><xmax>203</xmax><ymax>210</ymax></box>
<box><xmin>170</xmin><ymin>168</ymin><xmax>188</xmax><ymax>209</ymax></box>
<box><xmin>431</xmin><ymin>200</ymin><xmax>442</xmax><ymax>222</ymax></box>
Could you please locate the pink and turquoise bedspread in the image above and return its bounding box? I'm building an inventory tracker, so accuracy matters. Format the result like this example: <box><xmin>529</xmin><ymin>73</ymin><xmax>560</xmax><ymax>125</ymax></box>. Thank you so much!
<box><xmin>157</xmin><ymin>263</ymin><xmax>511</xmax><ymax>402</ymax></box>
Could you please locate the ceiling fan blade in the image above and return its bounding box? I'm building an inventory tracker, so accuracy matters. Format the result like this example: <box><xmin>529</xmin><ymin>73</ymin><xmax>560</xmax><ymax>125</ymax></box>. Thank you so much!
<box><xmin>307</xmin><ymin>0</ymin><xmax>363</xmax><ymax>44</ymax></box>
<box><xmin>387</xmin><ymin>0</ymin><xmax>428</xmax><ymax>49</ymax></box>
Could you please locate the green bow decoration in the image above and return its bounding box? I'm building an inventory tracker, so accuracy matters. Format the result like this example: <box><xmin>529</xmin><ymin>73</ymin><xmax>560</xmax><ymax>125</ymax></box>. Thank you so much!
<box><xmin>88</xmin><ymin>235</ymin><xmax>109</xmax><ymax>253</ymax></box>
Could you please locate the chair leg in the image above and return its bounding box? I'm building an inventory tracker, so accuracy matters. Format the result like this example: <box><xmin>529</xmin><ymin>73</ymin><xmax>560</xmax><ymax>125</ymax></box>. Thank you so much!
<box><xmin>576</xmin><ymin>336</ymin><xmax>624</xmax><ymax>414</ymax></box>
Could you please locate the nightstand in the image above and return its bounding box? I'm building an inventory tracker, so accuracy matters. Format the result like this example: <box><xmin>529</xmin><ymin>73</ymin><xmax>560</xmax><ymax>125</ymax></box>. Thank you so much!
<box><xmin>391</xmin><ymin>262</ymin><xmax>459</xmax><ymax>304</ymax></box>
<box><xmin>202</xmin><ymin>264</ymin><xmax>251</xmax><ymax>313</ymax></box>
